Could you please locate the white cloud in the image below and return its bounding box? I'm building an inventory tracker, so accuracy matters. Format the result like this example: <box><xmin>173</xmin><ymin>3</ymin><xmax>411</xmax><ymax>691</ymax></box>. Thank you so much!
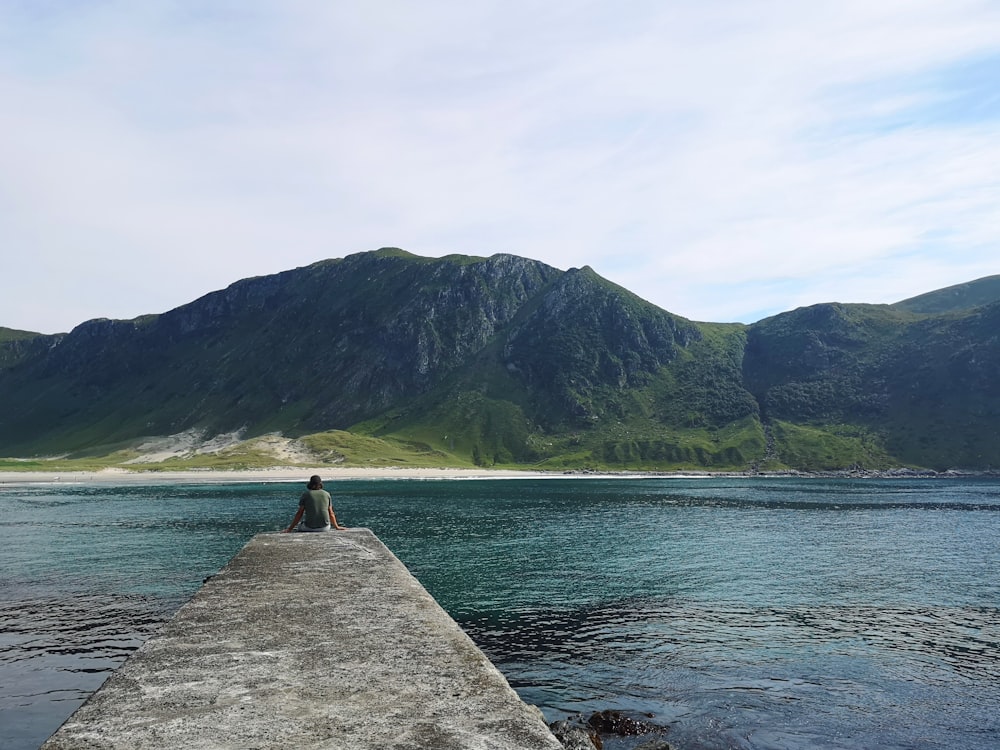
<box><xmin>1</xmin><ymin>1</ymin><xmax>999</xmax><ymax>333</ymax></box>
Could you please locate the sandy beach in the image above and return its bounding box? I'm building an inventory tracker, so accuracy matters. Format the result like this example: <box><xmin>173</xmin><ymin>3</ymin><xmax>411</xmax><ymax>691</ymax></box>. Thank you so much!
<box><xmin>0</xmin><ymin>466</ymin><xmax>566</xmax><ymax>485</ymax></box>
<box><xmin>0</xmin><ymin>466</ymin><xmax>965</xmax><ymax>485</ymax></box>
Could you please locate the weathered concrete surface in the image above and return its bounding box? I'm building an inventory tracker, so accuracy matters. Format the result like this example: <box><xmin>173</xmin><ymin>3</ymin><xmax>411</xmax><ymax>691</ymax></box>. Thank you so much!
<box><xmin>42</xmin><ymin>529</ymin><xmax>562</xmax><ymax>749</ymax></box>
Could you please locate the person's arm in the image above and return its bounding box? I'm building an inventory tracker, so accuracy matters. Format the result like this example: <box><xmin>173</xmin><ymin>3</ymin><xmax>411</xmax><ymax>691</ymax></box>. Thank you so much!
<box><xmin>329</xmin><ymin>506</ymin><xmax>347</xmax><ymax>530</ymax></box>
<box><xmin>283</xmin><ymin>507</ymin><xmax>305</xmax><ymax>533</ymax></box>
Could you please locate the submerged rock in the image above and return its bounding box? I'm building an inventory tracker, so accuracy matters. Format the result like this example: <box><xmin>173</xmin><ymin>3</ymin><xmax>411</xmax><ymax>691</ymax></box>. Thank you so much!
<box><xmin>551</xmin><ymin>710</ymin><xmax>674</xmax><ymax>750</ymax></box>
<box><xmin>586</xmin><ymin>709</ymin><xmax>662</xmax><ymax>736</ymax></box>
<box><xmin>634</xmin><ymin>740</ymin><xmax>676</xmax><ymax>750</ymax></box>
<box><xmin>549</xmin><ymin>719</ymin><xmax>602</xmax><ymax>749</ymax></box>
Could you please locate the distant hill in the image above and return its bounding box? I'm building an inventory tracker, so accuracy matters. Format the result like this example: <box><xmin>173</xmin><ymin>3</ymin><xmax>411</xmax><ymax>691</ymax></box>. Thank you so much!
<box><xmin>743</xmin><ymin>300</ymin><xmax>1000</xmax><ymax>469</ymax></box>
<box><xmin>893</xmin><ymin>275</ymin><xmax>1000</xmax><ymax>314</ymax></box>
<box><xmin>1</xmin><ymin>249</ymin><xmax>998</xmax><ymax>471</ymax></box>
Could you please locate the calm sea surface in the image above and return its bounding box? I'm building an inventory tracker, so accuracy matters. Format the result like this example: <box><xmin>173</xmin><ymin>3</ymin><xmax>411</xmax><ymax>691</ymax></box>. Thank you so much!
<box><xmin>1</xmin><ymin>477</ymin><xmax>999</xmax><ymax>749</ymax></box>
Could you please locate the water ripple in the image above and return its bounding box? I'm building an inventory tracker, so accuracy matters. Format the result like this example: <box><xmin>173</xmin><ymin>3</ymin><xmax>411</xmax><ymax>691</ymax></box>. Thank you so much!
<box><xmin>3</xmin><ymin>478</ymin><xmax>1000</xmax><ymax>750</ymax></box>
<box><xmin>0</xmin><ymin>593</ymin><xmax>170</xmax><ymax>746</ymax></box>
<box><xmin>461</xmin><ymin>600</ymin><xmax>1000</xmax><ymax>749</ymax></box>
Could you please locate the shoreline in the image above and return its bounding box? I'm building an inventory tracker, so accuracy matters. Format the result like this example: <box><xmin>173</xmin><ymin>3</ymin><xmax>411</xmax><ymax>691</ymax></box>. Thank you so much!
<box><xmin>1</xmin><ymin>465</ymin><xmax>995</xmax><ymax>485</ymax></box>
<box><xmin>0</xmin><ymin>467</ymin><xmax>560</xmax><ymax>485</ymax></box>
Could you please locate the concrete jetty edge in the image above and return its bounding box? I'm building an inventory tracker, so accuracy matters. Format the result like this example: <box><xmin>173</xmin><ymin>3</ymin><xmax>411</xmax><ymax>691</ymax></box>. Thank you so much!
<box><xmin>41</xmin><ymin>529</ymin><xmax>562</xmax><ymax>749</ymax></box>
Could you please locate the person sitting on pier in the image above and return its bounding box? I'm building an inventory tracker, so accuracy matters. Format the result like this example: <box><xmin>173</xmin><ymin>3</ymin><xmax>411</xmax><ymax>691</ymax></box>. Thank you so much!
<box><xmin>282</xmin><ymin>475</ymin><xmax>348</xmax><ymax>532</ymax></box>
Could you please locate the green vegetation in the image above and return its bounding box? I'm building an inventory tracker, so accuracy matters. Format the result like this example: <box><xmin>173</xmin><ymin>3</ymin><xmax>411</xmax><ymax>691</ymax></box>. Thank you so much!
<box><xmin>0</xmin><ymin>327</ymin><xmax>56</xmax><ymax>370</ymax></box>
<box><xmin>0</xmin><ymin>449</ymin><xmax>141</xmax><ymax>473</ymax></box>
<box><xmin>892</xmin><ymin>274</ymin><xmax>1000</xmax><ymax>314</ymax></box>
<box><xmin>745</xmin><ymin>298</ymin><xmax>1000</xmax><ymax>469</ymax></box>
<box><xmin>0</xmin><ymin>431</ymin><xmax>462</xmax><ymax>472</ymax></box>
<box><xmin>1</xmin><ymin>249</ymin><xmax>998</xmax><ymax>473</ymax></box>
<box><xmin>770</xmin><ymin>422</ymin><xmax>893</xmax><ymax>471</ymax></box>
<box><xmin>533</xmin><ymin>416</ymin><xmax>766</xmax><ymax>471</ymax></box>
<box><xmin>299</xmin><ymin>430</ymin><xmax>459</xmax><ymax>468</ymax></box>
<box><xmin>0</xmin><ymin>327</ymin><xmax>42</xmax><ymax>344</ymax></box>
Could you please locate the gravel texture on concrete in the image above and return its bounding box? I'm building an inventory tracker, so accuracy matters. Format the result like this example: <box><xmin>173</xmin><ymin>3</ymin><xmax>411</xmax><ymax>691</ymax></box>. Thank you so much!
<box><xmin>42</xmin><ymin>529</ymin><xmax>562</xmax><ymax>749</ymax></box>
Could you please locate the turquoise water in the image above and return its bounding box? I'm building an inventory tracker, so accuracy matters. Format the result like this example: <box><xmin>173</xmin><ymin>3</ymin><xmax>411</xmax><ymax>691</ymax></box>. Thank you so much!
<box><xmin>2</xmin><ymin>477</ymin><xmax>999</xmax><ymax>749</ymax></box>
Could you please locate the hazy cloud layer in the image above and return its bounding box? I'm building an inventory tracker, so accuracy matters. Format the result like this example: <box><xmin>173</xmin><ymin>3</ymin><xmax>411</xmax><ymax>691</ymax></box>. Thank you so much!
<box><xmin>2</xmin><ymin>1</ymin><xmax>999</xmax><ymax>333</ymax></box>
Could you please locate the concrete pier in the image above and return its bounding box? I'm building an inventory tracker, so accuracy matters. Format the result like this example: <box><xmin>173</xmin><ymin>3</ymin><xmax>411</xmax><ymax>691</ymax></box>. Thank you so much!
<box><xmin>42</xmin><ymin>529</ymin><xmax>562</xmax><ymax>749</ymax></box>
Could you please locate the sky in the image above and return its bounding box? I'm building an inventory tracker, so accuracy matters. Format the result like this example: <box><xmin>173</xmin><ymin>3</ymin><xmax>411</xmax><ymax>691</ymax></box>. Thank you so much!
<box><xmin>2</xmin><ymin>1</ymin><xmax>999</xmax><ymax>334</ymax></box>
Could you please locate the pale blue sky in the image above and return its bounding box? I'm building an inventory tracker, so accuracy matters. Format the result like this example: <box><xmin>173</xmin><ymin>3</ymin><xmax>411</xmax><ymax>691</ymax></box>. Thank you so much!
<box><xmin>2</xmin><ymin>1</ymin><xmax>999</xmax><ymax>333</ymax></box>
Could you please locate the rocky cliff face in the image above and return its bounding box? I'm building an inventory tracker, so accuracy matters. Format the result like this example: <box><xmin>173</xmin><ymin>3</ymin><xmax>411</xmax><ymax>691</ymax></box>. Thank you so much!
<box><xmin>0</xmin><ymin>328</ymin><xmax>63</xmax><ymax>370</ymax></box>
<box><xmin>0</xmin><ymin>250</ymin><xmax>567</xmax><ymax>451</ymax></box>
<box><xmin>501</xmin><ymin>266</ymin><xmax>703</xmax><ymax>425</ymax></box>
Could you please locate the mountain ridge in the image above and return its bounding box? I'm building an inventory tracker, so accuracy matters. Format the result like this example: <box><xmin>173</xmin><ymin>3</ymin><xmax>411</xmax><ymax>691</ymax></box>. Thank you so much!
<box><xmin>892</xmin><ymin>274</ymin><xmax>1000</xmax><ymax>315</ymax></box>
<box><xmin>2</xmin><ymin>249</ymin><xmax>997</xmax><ymax>471</ymax></box>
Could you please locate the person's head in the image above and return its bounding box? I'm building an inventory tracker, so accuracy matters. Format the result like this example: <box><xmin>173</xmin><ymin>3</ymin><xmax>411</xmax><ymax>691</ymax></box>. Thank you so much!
<box><xmin>307</xmin><ymin>475</ymin><xmax>323</xmax><ymax>490</ymax></box>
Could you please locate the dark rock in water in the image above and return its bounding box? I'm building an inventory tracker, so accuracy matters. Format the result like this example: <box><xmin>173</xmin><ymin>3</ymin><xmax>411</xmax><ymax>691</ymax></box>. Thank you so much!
<box><xmin>586</xmin><ymin>709</ymin><xmax>661</xmax><ymax>736</ymax></box>
<box><xmin>550</xmin><ymin>719</ymin><xmax>602</xmax><ymax>749</ymax></box>
<box><xmin>634</xmin><ymin>740</ymin><xmax>677</xmax><ymax>750</ymax></box>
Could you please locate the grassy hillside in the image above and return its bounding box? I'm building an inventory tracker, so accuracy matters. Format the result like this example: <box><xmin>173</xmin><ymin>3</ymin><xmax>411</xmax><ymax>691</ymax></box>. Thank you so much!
<box><xmin>893</xmin><ymin>275</ymin><xmax>1000</xmax><ymax>314</ymax></box>
<box><xmin>744</xmin><ymin>299</ymin><xmax>1000</xmax><ymax>469</ymax></box>
<box><xmin>357</xmin><ymin>317</ymin><xmax>764</xmax><ymax>471</ymax></box>
<box><xmin>2</xmin><ymin>250</ymin><xmax>999</xmax><ymax>472</ymax></box>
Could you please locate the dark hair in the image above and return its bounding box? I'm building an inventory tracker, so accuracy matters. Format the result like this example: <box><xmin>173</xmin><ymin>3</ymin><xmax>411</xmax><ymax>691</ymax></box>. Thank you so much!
<box><xmin>307</xmin><ymin>475</ymin><xmax>323</xmax><ymax>490</ymax></box>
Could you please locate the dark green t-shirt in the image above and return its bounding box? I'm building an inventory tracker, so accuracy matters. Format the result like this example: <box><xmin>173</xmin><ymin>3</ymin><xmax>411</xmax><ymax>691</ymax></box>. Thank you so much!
<box><xmin>299</xmin><ymin>489</ymin><xmax>331</xmax><ymax>529</ymax></box>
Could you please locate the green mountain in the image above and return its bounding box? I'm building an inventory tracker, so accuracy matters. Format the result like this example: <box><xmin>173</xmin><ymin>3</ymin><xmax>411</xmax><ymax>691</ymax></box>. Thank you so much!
<box><xmin>892</xmin><ymin>274</ymin><xmax>1000</xmax><ymax>314</ymax></box>
<box><xmin>744</xmin><ymin>298</ymin><xmax>1000</xmax><ymax>470</ymax></box>
<box><xmin>1</xmin><ymin>249</ymin><xmax>997</xmax><ymax>471</ymax></box>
